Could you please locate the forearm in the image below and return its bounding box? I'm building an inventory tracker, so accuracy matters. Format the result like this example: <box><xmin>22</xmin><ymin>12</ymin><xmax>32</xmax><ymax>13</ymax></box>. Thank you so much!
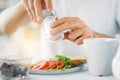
<box><xmin>0</xmin><ymin>2</ymin><xmax>27</xmax><ymax>35</ymax></box>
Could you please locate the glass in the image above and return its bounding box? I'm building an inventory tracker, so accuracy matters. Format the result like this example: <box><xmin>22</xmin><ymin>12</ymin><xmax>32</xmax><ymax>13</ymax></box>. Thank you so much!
<box><xmin>42</xmin><ymin>9</ymin><xmax>64</xmax><ymax>41</ymax></box>
<box><xmin>0</xmin><ymin>56</ymin><xmax>32</xmax><ymax>80</ymax></box>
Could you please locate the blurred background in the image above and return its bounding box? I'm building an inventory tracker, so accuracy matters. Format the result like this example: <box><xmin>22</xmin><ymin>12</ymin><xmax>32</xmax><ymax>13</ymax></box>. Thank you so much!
<box><xmin>0</xmin><ymin>0</ymin><xmax>22</xmax><ymax>56</ymax></box>
<box><xmin>0</xmin><ymin>0</ymin><xmax>20</xmax><ymax>35</ymax></box>
<box><xmin>0</xmin><ymin>0</ymin><xmax>42</xmax><ymax>62</ymax></box>
<box><xmin>0</xmin><ymin>0</ymin><xmax>19</xmax><ymax>12</ymax></box>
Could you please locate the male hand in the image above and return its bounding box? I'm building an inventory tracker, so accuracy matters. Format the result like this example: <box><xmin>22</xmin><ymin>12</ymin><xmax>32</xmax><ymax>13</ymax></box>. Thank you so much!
<box><xmin>50</xmin><ymin>17</ymin><xmax>95</xmax><ymax>45</ymax></box>
<box><xmin>23</xmin><ymin>0</ymin><xmax>52</xmax><ymax>23</ymax></box>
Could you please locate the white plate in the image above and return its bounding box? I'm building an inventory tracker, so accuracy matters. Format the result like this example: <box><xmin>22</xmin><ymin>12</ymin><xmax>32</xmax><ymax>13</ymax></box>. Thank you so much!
<box><xmin>29</xmin><ymin>65</ymin><xmax>83</xmax><ymax>75</ymax></box>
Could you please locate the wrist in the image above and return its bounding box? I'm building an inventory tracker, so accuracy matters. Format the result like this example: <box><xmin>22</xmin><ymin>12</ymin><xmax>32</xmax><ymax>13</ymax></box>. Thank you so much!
<box><xmin>93</xmin><ymin>32</ymin><xmax>99</xmax><ymax>38</ymax></box>
<box><xmin>93</xmin><ymin>32</ymin><xmax>114</xmax><ymax>38</ymax></box>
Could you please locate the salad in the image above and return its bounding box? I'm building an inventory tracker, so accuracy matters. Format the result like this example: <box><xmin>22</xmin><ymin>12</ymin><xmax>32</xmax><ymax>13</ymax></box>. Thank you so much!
<box><xmin>31</xmin><ymin>55</ymin><xmax>87</xmax><ymax>71</ymax></box>
<box><xmin>31</xmin><ymin>55</ymin><xmax>73</xmax><ymax>70</ymax></box>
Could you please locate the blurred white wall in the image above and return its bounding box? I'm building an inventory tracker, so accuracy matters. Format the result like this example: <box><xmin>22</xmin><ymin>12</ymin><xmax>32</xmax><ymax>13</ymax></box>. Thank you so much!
<box><xmin>0</xmin><ymin>0</ymin><xmax>20</xmax><ymax>12</ymax></box>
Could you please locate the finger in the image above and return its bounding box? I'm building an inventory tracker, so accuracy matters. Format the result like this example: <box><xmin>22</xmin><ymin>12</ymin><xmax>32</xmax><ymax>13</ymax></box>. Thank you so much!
<box><xmin>51</xmin><ymin>17</ymin><xmax>68</xmax><ymax>28</ymax></box>
<box><xmin>51</xmin><ymin>22</ymin><xmax>71</xmax><ymax>35</ymax></box>
<box><xmin>41</xmin><ymin>0</ymin><xmax>46</xmax><ymax>9</ymax></box>
<box><xmin>23</xmin><ymin>0</ymin><xmax>29</xmax><ymax>11</ymax></box>
<box><xmin>55</xmin><ymin>17</ymin><xmax>59</xmax><ymax>20</ymax></box>
<box><xmin>75</xmin><ymin>36</ymin><xmax>85</xmax><ymax>45</ymax></box>
<box><xmin>34</xmin><ymin>0</ymin><xmax>43</xmax><ymax>23</ymax></box>
<box><xmin>45</xmin><ymin>0</ymin><xmax>52</xmax><ymax>12</ymax></box>
<box><xmin>69</xmin><ymin>30</ymin><xmax>83</xmax><ymax>41</ymax></box>
<box><xmin>28</xmin><ymin>0</ymin><xmax>36</xmax><ymax>22</ymax></box>
<box><xmin>75</xmin><ymin>34</ymin><xmax>90</xmax><ymax>45</ymax></box>
<box><xmin>23</xmin><ymin>0</ymin><xmax>33</xmax><ymax>20</ymax></box>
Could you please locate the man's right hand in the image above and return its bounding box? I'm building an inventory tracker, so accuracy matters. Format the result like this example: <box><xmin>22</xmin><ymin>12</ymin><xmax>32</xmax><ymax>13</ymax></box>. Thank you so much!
<box><xmin>23</xmin><ymin>0</ymin><xmax>52</xmax><ymax>23</ymax></box>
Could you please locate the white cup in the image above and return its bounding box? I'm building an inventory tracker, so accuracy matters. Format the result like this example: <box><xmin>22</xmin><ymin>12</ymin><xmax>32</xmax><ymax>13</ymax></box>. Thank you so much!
<box><xmin>83</xmin><ymin>38</ymin><xmax>118</xmax><ymax>76</ymax></box>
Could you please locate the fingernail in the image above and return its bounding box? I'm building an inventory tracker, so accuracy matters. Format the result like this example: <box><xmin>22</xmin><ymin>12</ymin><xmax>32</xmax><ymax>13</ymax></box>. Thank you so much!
<box><xmin>37</xmin><ymin>16</ymin><xmax>42</xmax><ymax>23</ymax></box>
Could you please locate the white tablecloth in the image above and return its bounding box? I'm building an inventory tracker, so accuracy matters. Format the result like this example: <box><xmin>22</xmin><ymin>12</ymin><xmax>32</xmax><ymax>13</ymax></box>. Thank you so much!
<box><xmin>29</xmin><ymin>66</ymin><xmax>117</xmax><ymax>80</ymax></box>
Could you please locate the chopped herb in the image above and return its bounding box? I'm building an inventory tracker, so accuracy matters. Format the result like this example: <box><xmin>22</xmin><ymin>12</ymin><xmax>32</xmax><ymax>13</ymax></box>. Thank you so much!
<box><xmin>54</xmin><ymin>55</ymin><xmax>72</xmax><ymax>70</ymax></box>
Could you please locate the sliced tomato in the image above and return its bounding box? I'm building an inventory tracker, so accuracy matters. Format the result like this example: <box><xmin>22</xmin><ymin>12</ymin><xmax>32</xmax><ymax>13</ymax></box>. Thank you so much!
<box><xmin>31</xmin><ymin>60</ymin><xmax>49</xmax><ymax>70</ymax></box>
<box><xmin>57</xmin><ymin>61</ymin><xmax>65</xmax><ymax>68</ymax></box>
<box><xmin>31</xmin><ymin>60</ymin><xmax>65</xmax><ymax>70</ymax></box>
<box><xmin>54</xmin><ymin>60</ymin><xmax>60</xmax><ymax>67</ymax></box>
<box><xmin>47</xmin><ymin>60</ymin><xmax>57</xmax><ymax>69</ymax></box>
<box><xmin>37</xmin><ymin>61</ymin><xmax>49</xmax><ymax>70</ymax></box>
<box><xmin>31</xmin><ymin>61</ymin><xmax>43</xmax><ymax>70</ymax></box>
<box><xmin>48</xmin><ymin>60</ymin><xmax>65</xmax><ymax>69</ymax></box>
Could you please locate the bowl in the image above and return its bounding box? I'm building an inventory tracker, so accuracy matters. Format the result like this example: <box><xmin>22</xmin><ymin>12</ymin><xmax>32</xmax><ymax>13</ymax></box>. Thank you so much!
<box><xmin>0</xmin><ymin>55</ymin><xmax>32</xmax><ymax>80</ymax></box>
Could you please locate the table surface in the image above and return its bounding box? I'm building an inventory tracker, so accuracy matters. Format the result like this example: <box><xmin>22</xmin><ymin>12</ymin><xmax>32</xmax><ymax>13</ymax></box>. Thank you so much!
<box><xmin>29</xmin><ymin>66</ymin><xmax>117</xmax><ymax>80</ymax></box>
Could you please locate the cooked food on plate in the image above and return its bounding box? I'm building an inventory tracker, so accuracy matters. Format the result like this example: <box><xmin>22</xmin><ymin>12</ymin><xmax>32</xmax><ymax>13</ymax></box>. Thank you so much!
<box><xmin>31</xmin><ymin>55</ymin><xmax>87</xmax><ymax>70</ymax></box>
